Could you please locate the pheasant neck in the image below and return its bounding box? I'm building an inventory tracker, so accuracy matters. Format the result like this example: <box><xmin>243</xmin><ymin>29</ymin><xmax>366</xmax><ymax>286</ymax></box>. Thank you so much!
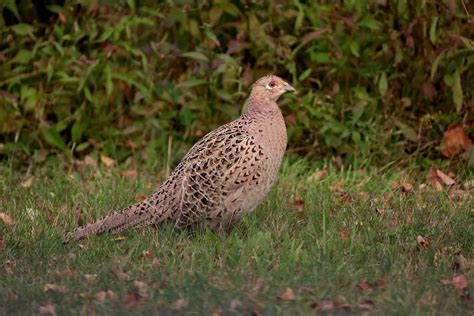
<box><xmin>245</xmin><ymin>95</ymin><xmax>280</xmax><ymax>114</ymax></box>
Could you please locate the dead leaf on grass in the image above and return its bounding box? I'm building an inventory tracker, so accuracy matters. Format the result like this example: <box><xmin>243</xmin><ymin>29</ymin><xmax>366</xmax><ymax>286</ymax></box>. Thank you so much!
<box><xmin>83</xmin><ymin>155</ymin><xmax>98</xmax><ymax>168</ymax></box>
<box><xmin>100</xmin><ymin>154</ymin><xmax>115</xmax><ymax>167</ymax></box>
<box><xmin>133</xmin><ymin>280</ymin><xmax>149</xmax><ymax>298</ymax></box>
<box><xmin>441</xmin><ymin>274</ymin><xmax>469</xmax><ymax>297</ymax></box>
<box><xmin>43</xmin><ymin>283</ymin><xmax>67</xmax><ymax>293</ymax></box>
<box><xmin>339</xmin><ymin>229</ymin><xmax>350</xmax><ymax>241</ymax></box>
<box><xmin>20</xmin><ymin>176</ymin><xmax>34</xmax><ymax>188</ymax></box>
<box><xmin>292</xmin><ymin>196</ymin><xmax>305</xmax><ymax>212</ymax></box>
<box><xmin>37</xmin><ymin>303</ymin><xmax>56</xmax><ymax>316</ymax></box>
<box><xmin>110</xmin><ymin>262</ymin><xmax>129</xmax><ymax>281</ymax></box>
<box><xmin>122</xmin><ymin>292</ymin><xmax>142</xmax><ymax>308</ymax></box>
<box><xmin>84</xmin><ymin>274</ymin><xmax>98</xmax><ymax>283</ymax></box>
<box><xmin>416</xmin><ymin>235</ymin><xmax>431</xmax><ymax>249</ymax></box>
<box><xmin>229</xmin><ymin>299</ymin><xmax>243</xmax><ymax>311</ymax></box>
<box><xmin>0</xmin><ymin>213</ymin><xmax>14</xmax><ymax>225</ymax></box>
<box><xmin>307</xmin><ymin>167</ymin><xmax>328</xmax><ymax>183</ymax></box>
<box><xmin>320</xmin><ymin>299</ymin><xmax>335</xmax><ymax>311</ymax></box>
<box><xmin>95</xmin><ymin>289</ymin><xmax>118</xmax><ymax>302</ymax></box>
<box><xmin>169</xmin><ymin>298</ymin><xmax>188</xmax><ymax>311</ymax></box>
<box><xmin>427</xmin><ymin>169</ymin><xmax>455</xmax><ymax>191</ymax></box>
<box><xmin>441</xmin><ymin>125</ymin><xmax>472</xmax><ymax>158</ymax></box>
<box><xmin>277</xmin><ymin>287</ymin><xmax>296</xmax><ymax>301</ymax></box>
<box><xmin>309</xmin><ymin>301</ymin><xmax>320</xmax><ymax>310</ymax></box>
<box><xmin>454</xmin><ymin>253</ymin><xmax>471</xmax><ymax>271</ymax></box>
<box><xmin>357</xmin><ymin>282</ymin><xmax>372</xmax><ymax>292</ymax></box>
<box><xmin>118</xmin><ymin>169</ymin><xmax>137</xmax><ymax>178</ymax></box>
<box><xmin>358</xmin><ymin>299</ymin><xmax>375</xmax><ymax>309</ymax></box>
<box><xmin>334</xmin><ymin>295</ymin><xmax>351</xmax><ymax>311</ymax></box>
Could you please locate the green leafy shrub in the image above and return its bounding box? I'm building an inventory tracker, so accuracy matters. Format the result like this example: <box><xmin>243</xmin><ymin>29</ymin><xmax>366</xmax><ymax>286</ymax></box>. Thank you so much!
<box><xmin>0</xmin><ymin>0</ymin><xmax>472</xmax><ymax>167</ymax></box>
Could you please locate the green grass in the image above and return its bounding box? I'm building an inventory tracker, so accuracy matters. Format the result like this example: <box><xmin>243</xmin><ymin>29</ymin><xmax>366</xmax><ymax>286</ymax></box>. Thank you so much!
<box><xmin>0</xmin><ymin>159</ymin><xmax>472</xmax><ymax>315</ymax></box>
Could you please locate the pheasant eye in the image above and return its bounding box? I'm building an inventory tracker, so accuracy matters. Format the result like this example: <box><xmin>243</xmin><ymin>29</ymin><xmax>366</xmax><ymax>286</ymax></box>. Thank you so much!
<box><xmin>268</xmin><ymin>81</ymin><xmax>276</xmax><ymax>88</ymax></box>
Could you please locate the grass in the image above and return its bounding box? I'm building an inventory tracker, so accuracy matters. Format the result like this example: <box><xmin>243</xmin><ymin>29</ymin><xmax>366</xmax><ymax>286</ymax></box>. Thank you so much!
<box><xmin>0</xmin><ymin>158</ymin><xmax>472</xmax><ymax>315</ymax></box>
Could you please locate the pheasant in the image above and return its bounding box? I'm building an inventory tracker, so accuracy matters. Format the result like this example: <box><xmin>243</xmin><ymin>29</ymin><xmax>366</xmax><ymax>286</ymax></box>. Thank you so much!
<box><xmin>64</xmin><ymin>75</ymin><xmax>295</xmax><ymax>242</ymax></box>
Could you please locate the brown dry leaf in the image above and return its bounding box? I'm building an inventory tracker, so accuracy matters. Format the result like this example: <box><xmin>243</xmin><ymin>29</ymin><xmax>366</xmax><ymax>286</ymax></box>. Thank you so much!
<box><xmin>375</xmin><ymin>279</ymin><xmax>386</xmax><ymax>288</ymax></box>
<box><xmin>122</xmin><ymin>292</ymin><xmax>142</xmax><ymax>308</ymax></box>
<box><xmin>293</xmin><ymin>196</ymin><xmax>305</xmax><ymax>212</ymax></box>
<box><xmin>43</xmin><ymin>283</ymin><xmax>67</xmax><ymax>293</ymax></box>
<box><xmin>441</xmin><ymin>125</ymin><xmax>472</xmax><ymax>158</ymax></box>
<box><xmin>84</xmin><ymin>274</ymin><xmax>98</xmax><ymax>282</ymax></box>
<box><xmin>307</xmin><ymin>167</ymin><xmax>328</xmax><ymax>183</ymax></box>
<box><xmin>37</xmin><ymin>303</ymin><xmax>57</xmax><ymax>316</ymax></box>
<box><xmin>309</xmin><ymin>301</ymin><xmax>320</xmax><ymax>310</ymax></box>
<box><xmin>334</xmin><ymin>295</ymin><xmax>351</xmax><ymax>311</ymax></box>
<box><xmin>83</xmin><ymin>155</ymin><xmax>98</xmax><ymax>168</ymax></box>
<box><xmin>100</xmin><ymin>154</ymin><xmax>115</xmax><ymax>167</ymax></box>
<box><xmin>357</xmin><ymin>282</ymin><xmax>372</xmax><ymax>292</ymax></box>
<box><xmin>112</xmin><ymin>236</ymin><xmax>127</xmax><ymax>241</ymax></box>
<box><xmin>169</xmin><ymin>298</ymin><xmax>188</xmax><ymax>311</ymax></box>
<box><xmin>339</xmin><ymin>229</ymin><xmax>350</xmax><ymax>241</ymax></box>
<box><xmin>427</xmin><ymin>169</ymin><xmax>455</xmax><ymax>191</ymax></box>
<box><xmin>441</xmin><ymin>274</ymin><xmax>469</xmax><ymax>296</ymax></box>
<box><xmin>320</xmin><ymin>299</ymin><xmax>335</xmax><ymax>311</ymax></box>
<box><xmin>358</xmin><ymin>299</ymin><xmax>375</xmax><ymax>310</ymax></box>
<box><xmin>133</xmin><ymin>280</ymin><xmax>149</xmax><ymax>298</ymax></box>
<box><xmin>20</xmin><ymin>176</ymin><xmax>34</xmax><ymax>188</ymax></box>
<box><xmin>118</xmin><ymin>169</ymin><xmax>137</xmax><ymax>178</ymax></box>
<box><xmin>435</xmin><ymin>169</ymin><xmax>456</xmax><ymax>186</ymax></box>
<box><xmin>229</xmin><ymin>299</ymin><xmax>243</xmax><ymax>311</ymax></box>
<box><xmin>95</xmin><ymin>290</ymin><xmax>118</xmax><ymax>302</ymax></box>
<box><xmin>416</xmin><ymin>235</ymin><xmax>431</xmax><ymax>249</ymax></box>
<box><xmin>0</xmin><ymin>213</ymin><xmax>14</xmax><ymax>225</ymax></box>
<box><xmin>401</xmin><ymin>182</ymin><xmax>414</xmax><ymax>193</ymax></box>
<box><xmin>110</xmin><ymin>262</ymin><xmax>129</xmax><ymax>281</ymax></box>
<box><xmin>211</xmin><ymin>309</ymin><xmax>224</xmax><ymax>316</ymax></box>
<box><xmin>277</xmin><ymin>287</ymin><xmax>296</xmax><ymax>301</ymax></box>
<box><xmin>454</xmin><ymin>253</ymin><xmax>471</xmax><ymax>271</ymax></box>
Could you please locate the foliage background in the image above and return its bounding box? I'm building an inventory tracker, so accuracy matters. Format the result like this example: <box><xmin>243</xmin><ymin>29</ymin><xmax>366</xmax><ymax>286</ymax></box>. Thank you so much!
<box><xmin>0</xmin><ymin>0</ymin><xmax>473</xmax><ymax>168</ymax></box>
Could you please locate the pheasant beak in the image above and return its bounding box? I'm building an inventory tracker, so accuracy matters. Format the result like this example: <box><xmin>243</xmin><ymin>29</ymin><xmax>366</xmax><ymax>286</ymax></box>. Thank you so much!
<box><xmin>284</xmin><ymin>82</ymin><xmax>296</xmax><ymax>93</ymax></box>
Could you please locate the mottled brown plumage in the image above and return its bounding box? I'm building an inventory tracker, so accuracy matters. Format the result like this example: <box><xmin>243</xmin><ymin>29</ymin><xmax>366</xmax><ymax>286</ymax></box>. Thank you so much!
<box><xmin>64</xmin><ymin>75</ymin><xmax>295</xmax><ymax>242</ymax></box>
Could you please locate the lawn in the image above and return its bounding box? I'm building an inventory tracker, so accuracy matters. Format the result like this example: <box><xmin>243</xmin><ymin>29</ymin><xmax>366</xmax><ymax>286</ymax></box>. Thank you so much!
<box><xmin>0</xmin><ymin>158</ymin><xmax>472</xmax><ymax>315</ymax></box>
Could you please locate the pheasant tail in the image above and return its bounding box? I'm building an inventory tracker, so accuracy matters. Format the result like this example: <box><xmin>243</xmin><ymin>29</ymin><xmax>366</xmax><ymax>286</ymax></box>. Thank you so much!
<box><xmin>64</xmin><ymin>197</ymin><xmax>163</xmax><ymax>243</ymax></box>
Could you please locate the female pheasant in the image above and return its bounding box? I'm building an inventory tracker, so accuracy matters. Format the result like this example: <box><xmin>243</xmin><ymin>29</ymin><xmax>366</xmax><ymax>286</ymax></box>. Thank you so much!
<box><xmin>64</xmin><ymin>75</ymin><xmax>295</xmax><ymax>242</ymax></box>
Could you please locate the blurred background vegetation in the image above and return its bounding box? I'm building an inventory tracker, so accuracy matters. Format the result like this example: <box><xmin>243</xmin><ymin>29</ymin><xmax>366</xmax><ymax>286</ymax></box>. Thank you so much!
<box><xmin>0</xmin><ymin>0</ymin><xmax>473</xmax><ymax>169</ymax></box>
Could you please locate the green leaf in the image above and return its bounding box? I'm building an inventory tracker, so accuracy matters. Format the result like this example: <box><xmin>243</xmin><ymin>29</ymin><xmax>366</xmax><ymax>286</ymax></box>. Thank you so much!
<box><xmin>395</xmin><ymin>121</ymin><xmax>417</xmax><ymax>142</ymax></box>
<box><xmin>349</xmin><ymin>42</ymin><xmax>360</xmax><ymax>57</ymax></box>
<box><xmin>298</xmin><ymin>69</ymin><xmax>312</xmax><ymax>81</ymax></box>
<box><xmin>75</xmin><ymin>142</ymin><xmax>90</xmax><ymax>152</ymax></box>
<box><xmin>182</xmin><ymin>52</ymin><xmax>209</xmax><ymax>63</ymax></box>
<box><xmin>178</xmin><ymin>79</ymin><xmax>208</xmax><ymax>88</ymax></box>
<box><xmin>378</xmin><ymin>72</ymin><xmax>388</xmax><ymax>97</ymax></box>
<box><xmin>452</xmin><ymin>69</ymin><xmax>463</xmax><ymax>113</ymax></box>
<box><xmin>12</xmin><ymin>49</ymin><xmax>33</xmax><ymax>64</ymax></box>
<box><xmin>358</xmin><ymin>17</ymin><xmax>382</xmax><ymax>31</ymax></box>
<box><xmin>12</xmin><ymin>23</ymin><xmax>34</xmax><ymax>36</ymax></box>
<box><xmin>104</xmin><ymin>64</ymin><xmax>113</xmax><ymax>97</ymax></box>
<box><xmin>431</xmin><ymin>51</ymin><xmax>445</xmax><ymax>80</ymax></box>
<box><xmin>41</xmin><ymin>127</ymin><xmax>66</xmax><ymax>150</ymax></box>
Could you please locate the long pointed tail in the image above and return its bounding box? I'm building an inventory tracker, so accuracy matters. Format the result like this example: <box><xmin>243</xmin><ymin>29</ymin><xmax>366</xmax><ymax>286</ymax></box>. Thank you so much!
<box><xmin>63</xmin><ymin>199</ymin><xmax>163</xmax><ymax>243</ymax></box>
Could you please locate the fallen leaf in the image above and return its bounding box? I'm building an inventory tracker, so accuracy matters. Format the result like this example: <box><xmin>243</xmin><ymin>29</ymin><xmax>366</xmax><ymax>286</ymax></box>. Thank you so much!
<box><xmin>320</xmin><ymin>299</ymin><xmax>335</xmax><ymax>311</ymax></box>
<box><xmin>122</xmin><ymin>292</ymin><xmax>142</xmax><ymax>308</ymax></box>
<box><xmin>118</xmin><ymin>169</ymin><xmax>137</xmax><ymax>178</ymax></box>
<box><xmin>133</xmin><ymin>280</ymin><xmax>149</xmax><ymax>298</ymax></box>
<box><xmin>401</xmin><ymin>182</ymin><xmax>414</xmax><ymax>193</ymax></box>
<box><xmin>169</xmin><ymin>298</ymin><xmax>188</xmax><ymax>311</ymax></box>
<box><xmin>375</xmin><ymin>278</ymin><xmax>386</xmax><ymax>288</ymax></box>
<box><xmin>110</xmin><ymin>262</ymin><xmax>128</xmax><ymax>281</ymax></box>
<box><xmin>84</xmin><ymin>274</ymin><xmax>98</xmax><ymax>282</ymax></box>
<box><xmin>427</xmin><ymin>169</ymin><xmax>455</xmax><ymax>191</ymax></box>
<box><xmin>58</xmin><ymin>13</ymin><xmax>66</xmax><ymax>23</ymax></box>
<box><xmin>83</xmin><ymin>155</ymin><xmax>98</xmax><ymax>168</ymax></box>
<box><xmin>37</xmin><ymin>304</ymin><xmax>56</xmax><ymax>316</ymax></box>
<box><xmin>421</xmin><ymin>81</ymin><xmax>436</xmax><ymax>101</ymax></box>
<box><xmin>339</xmin><ymin>229</ymin><xmax>350</xmax><ymax>241</ymax></box>
<box><xmin>211</xmin><ymin>309</ymin><xmax>224</xmax><ymax>316</ymax></box>
<box><xmin>293</xmin><ymin>196</ymin><xmax>305</xmax><ymax>212</ymax></box>
<box><xmin>95</xmin><ymin>289</ymin><xmax>118</xmax><ymax>302</ymax></box>
<box><xmin>454</xmin><ymin>253</ymin><xmax>471</xmax><ymax>271</ymax></box>
<box><xmin>358</xmin><ymin>299</ymin><xmax>375</xmax><ymax>309</ymax></box>
<box><xmin>100</xmin><ymin>154</ymin><xmax>115</xmax><ymax>167</ymax></box>
<box><xmin>309</xmin><ymin>301</ymin><xmax>320</xmax><ymax>310</ymax></box>
<box><xmin>334</xmin><ymin>295</ymin><xmax>351</xmax><ymax>311</ymax></box>
<box><xmin>277</xmin><ymin>287</ymin><xmax>296</xmax><ymax>301</ymax></box>
<box><xmin>20</xmin><ymin>176</ymin><xmax>34</xmax><ymax>188</ymax></box>
<box><xmin>416</xmin><ymin>235</ymin><xmax>431</xmax><ymax>249</ymax></box>
<box><xmin>0</xmin><ymin>213</ymin><xmax>14</xmax><ymax>225</ymax></box>
<box><xmin>229</xmin><ymin>299</ymin><xmax>243</xmax><ymax>311</ymax></box>
<box><xmin>307</xmin><ymin>167</ymin><xmax>328</xmax><ymax>183</ymax></box>
<box><xmin>357</xmin><ymin>282</ymin><xmax>372</xmax><ymax>292</ymax></box>
<box><xmin>43</xmin><ymin>283</ymin><xmax>67</xmax><ymax>293</ymax></box>
<box><xmin>441</xmin><ymin>274</ymin><xmax>469</xmax><ymax>297</ymax></box>
<box><xmin>441</xmin><ymin>125</ymin><xmax>472</xmax><ymax>158</ymax></box>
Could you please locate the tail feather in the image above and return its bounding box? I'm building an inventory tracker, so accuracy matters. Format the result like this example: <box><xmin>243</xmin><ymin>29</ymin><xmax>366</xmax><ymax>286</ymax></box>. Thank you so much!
<box><xmin>64</xmin><ymin>202</ymin><xmax>157</xmax><ymax>243</ymax></box>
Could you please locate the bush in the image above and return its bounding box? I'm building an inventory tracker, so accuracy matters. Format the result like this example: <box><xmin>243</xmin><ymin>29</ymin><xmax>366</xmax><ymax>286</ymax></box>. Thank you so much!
<box><xmin>0</xmin><ymin>0</ymin><xmax>472</xmax><ymax>167</ymax></box>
